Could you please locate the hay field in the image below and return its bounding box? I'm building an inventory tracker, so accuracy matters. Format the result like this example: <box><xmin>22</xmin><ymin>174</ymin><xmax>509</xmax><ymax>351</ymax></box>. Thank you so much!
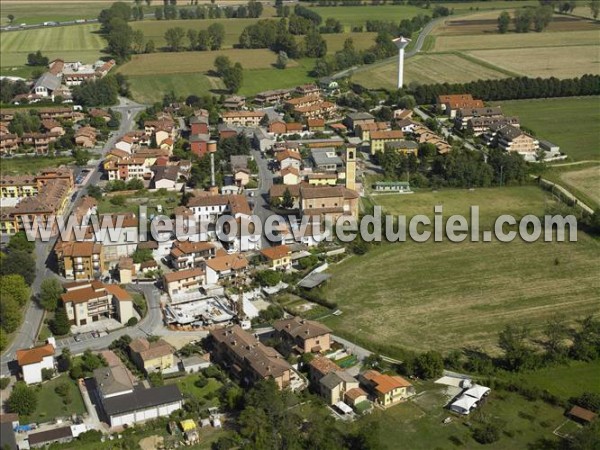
<box><xmin>322</xmin><ymin>32</ymin><xmax>377</xmax><ymax>53</ymax></box>
<box><xmin>468</xmin><ymin>45</ymin><xmax>600</xmax><ymax>79</ymax></box>
<box><xmin>311</xmin><ymin>4</ymin><xmax>423</xmax><ymax>29</ymax></box>
<box><xmin>351</xmin><ymin>53</ymin><xmax>508</xmax><ymax>90</ymax></box>
<box><xmin>321</xmin><ymin>187</ymin><xmax>600</xmax><ymax>354</ymax></box>
<box><xmin>127</xmin><ymin>72</ymin><xmax>222</xmax><ymax>105</ymax></box>
<box><xmin>560</xmin><ymin>166</ymin><xmax>600</xmax><ymax>207</ymax></box>
<box><xmin>0</xmin><ymin>23</ymin><xmax>105</xmax><ymax>68</ymax></box>
<box><xmin>433</xmin><ymin>29</ymin><xmax>599</xmax><ymax>51</ymax></box>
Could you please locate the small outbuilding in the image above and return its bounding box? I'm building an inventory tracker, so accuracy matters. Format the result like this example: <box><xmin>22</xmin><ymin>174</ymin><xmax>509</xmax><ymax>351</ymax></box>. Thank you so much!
<box><xmin>568</xmin><ymin>405</ymin><xmax>598</xmax><ymax>425</ymax></box>
<box><xmin>450</xmin><ymin>394</ymin><xmax>478</xmax><ymax>415</ymax></box>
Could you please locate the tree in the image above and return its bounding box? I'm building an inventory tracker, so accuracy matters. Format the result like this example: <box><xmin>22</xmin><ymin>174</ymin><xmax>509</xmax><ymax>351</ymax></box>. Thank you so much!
<box><xmin>7</xmin><ymin>14</ymin><xmax>14</xmax><ymax>23</ymax></box>
<box><xmin>591</xmin><ymin>0</ymin><xmax>600</xmax><ymax>19</ymax></box>
<box><xmin>0</xmin><ymin>251</ymin><xmax>35</xmax><ymax>285</ymax></box>
<box><xmin>514</xmin><ymin>9</ymin><xmax>532</xmax><ymax>33</ymax></box>
<box><xmin>282</xmin><ymin>187</ymin><xmax>293</xmax><ymax>208</ymax></box>
<box><xmin>154</xmin><ymin>6</ymin><xmax>163</xmax><ymax>20</ymax></box>
<box><xmin>304</xmin><ymin>30</ymin><xmax>327</xmax><ymax>58</ymax></box>
<box><xmin>131</xmin><ymin>247</ymin><xmax>153</xmax><ymax>263</ymax></box>
<box><xmin>59</xmin><ymin>348</ymin><xmax>72</xmax><ymax>372</ymax></box>
<box><xmin>214</xmin><ymin>55</ymin><xmax>232</xmax><ymax>76</ymax></box>
<box><xmin>132</xmin><ymin>29</ymin><xmax>145</xmax><ymax>53</ymax></box>
<box><xmin>50</xmin><ymin>306</ymin><xmax>71</xmax><ymax>336</ymax></box>
<box><xmin>497</xmin><ymin>11</ymin><xmax>510</xmax><ymax>33</ymax></box>
<box><xmin>145</xmin><ymin>39</ymin><xmax>156</xmax><ymax>53</ymax></box>
<box><xmin>7</xmin><ymin>383</ymin><xmax>38</xmax><ymax>415</ymax></box>
<box><xmin>255</xmin><ymin>270</ymin><xmax>282</xmax><ymax>287</ymax></box>
<box><xmin>498</xmin><ymin>324</ymin><xmax>539</xmax><ymax>371</ymax></box>
<box><xmin>165</xmin><ymin>27</ymin><xmax>186</xmax><ymax>51</ymax></box>
<box><xmin>0</xmin><ymin>294</ymin><xmax>21</xmax><ymax>334</ymax></box>
<box><xmin>27</xmin><ymin>50</ymin><xmax>49</xmax><ymax>66</ymax></box>
<box><xmin>0</xmin><ymin>275</ymin><xmax>30</xmax><ymax>306</ymax></box>
<box><xmin>533</xmin><ymin>6</ymin><xmax>553</xmax><ymax>32</ymax></box>
<box><xmin>473</xmin><ymin>422</ymin><xmax>500</xmax><ymax>444</ymax></box>
<box><xmin>276</xmin><ymin>51</ymin><xmax>288</xmax><ymax>69</ymax></box>
<box><xmin>207</xmin><ymin>23</ymin><xmax>225</xmax><ymax>50</ymax></box>
<box><xmin>187</xmin><ymin>29</ymin><xmax>198</xmax><ymax>50</ymax></box>
<box><xmin>415</xmin><ymin>351</ymin><xmax>444</xmax><ymax>379</ymax></box>
<box><xmin>106</xmin><ymin>18</ymin><xmax>134</xmax><ymax>61</ymax></box>
<box><xmin>39</xmin><ymin>278</ymin><xmax>63</xmax><ymax>311</ymax></box>
<box><xmin>148</xmin><ymin>371</ymin><xmax>164</xmax><ymax>386</ymax></box>
<box><xmin>223</xmin><ymin>62</ymin><xmax>243</xmax><ymax>93</ymax></box>
<box><xmin>0</xmin><ymin>377</ymin><xmax>10</xmax><ymax>390</ymax></box>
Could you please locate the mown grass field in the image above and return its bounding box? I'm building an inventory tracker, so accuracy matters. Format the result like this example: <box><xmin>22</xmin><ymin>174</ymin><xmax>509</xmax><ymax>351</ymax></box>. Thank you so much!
<box><xmin>495</xmin><ymin>97</ymin><xmax>600</xmax><ymax>161</ymax></box>
<box><xmin>0</xmin><ymin>155</ymin><xmax>75</xmax><ymax>175</ymax></box>
<box><xmin>238</xmin><ymin>58</ymin><xmax>315</xmax><ymax>96</ymax></box>
<box><xmin>0</xmin><ymin>23</ymin><xmax>105</xmax><ymax>68</ymax></box>
<box><xmin>24</xmin><ymin>375</ymin><xmax>86</xmax><ymax>423</ymax></box>
<box><xmin>351</xmin><ymin>52</ymin><xmax>509</xmax><ymax>90</ymax></box>
<box><xmin>0</xmin><ymin>0</ymin><xmax>109</xmax><ymax>25</ymax></box>
<box><xmin>369</xmin><ymin>383</ymin><xmax>565</xmax><ymax>450</ymax></box>
<box><xmin>559</xmin><ymin>166</ymin><xmax>600</xmax><ymax>208</ymax></box>
<box><xmin>321</xmin><ymin>187</ymin><xmax>600</xmax><ymax>354</ymax></box>
<box><xmin>468</xmin><ymin>45</ymin><xmax>600</xmax><ymax>79</ymax></box>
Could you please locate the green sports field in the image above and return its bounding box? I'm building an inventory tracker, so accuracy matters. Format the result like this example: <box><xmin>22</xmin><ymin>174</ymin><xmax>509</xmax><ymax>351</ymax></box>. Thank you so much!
<box><xmin>0</xmin><ymin>23</ymin><xmax>105</xmax><ymax>68</ymax></box>
<box><xmin>321</xmin><ymin>187</ymin><xmax>600</xmax><ymax>355</ymax></box>
<box><xmin>495</xmin><ymin>97</ymin><xmax>600</xmax><ymax>161</ymax></box>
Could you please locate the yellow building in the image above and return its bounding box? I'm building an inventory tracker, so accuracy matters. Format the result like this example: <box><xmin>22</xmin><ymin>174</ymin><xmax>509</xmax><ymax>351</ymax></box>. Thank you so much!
<box><xmin>360</xmin><ymin>370</ymin><xmax>415</xmax><ymax>407</ymax></box>
<box><xmin>307</xmin><ymin>173</ymin><xmax>337</xmax><ymax>186</ymax></box>
<box><xmin>260</xmin><ymin>245</ymin><xmax>292</xmax><ymax>270</ymax></box>
<box><xmin>61</xmin><ymin>281</ymin><xmax>134</xmax><ymax>326</ymax></box>
<box><xmin>345</xmin><ymin>146</ymin><xmax>356</xmax><ymax>191</ymax></box>
<box><xmin>129</xmin><ymin>338</ymin><xmax>176</xmax><ymax>374</ymax></box>
<box><xmin>55</xmin><ymin>241</ymin><xmax>104</xmax><ymax>280</ymax></box>
<box><xmin>370</xmin><ymin>130</ymin><xmax>405</xmax><ymax>155</ymax></box>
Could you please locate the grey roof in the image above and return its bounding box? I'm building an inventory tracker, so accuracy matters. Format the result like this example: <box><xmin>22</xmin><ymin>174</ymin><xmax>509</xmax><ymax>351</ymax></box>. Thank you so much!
<box><xmin>28</xmin><ymin>426</ymin><xmax>72</xmax><ymax>446</ymax></box>
<box><xmin>34</xmin><ymin>72</ymin><xmax>61</xmax><ymax>91</ymax></box>
<box><xmin>311</xmin><ymin>148</ymin><xmax>343</xmax><ymax>167</ymax></box>
<box><xmin>230</xmin><ymin>155</ymin><xmax>249</xmax><ymax>170</ymax></box>
<box><xmin>189</xmin><ymin>133</ymin><xmax>210</xmax><ymax>143</ymax></box>
<box><xmin>102</xmin><ymin>385</ymin><xmax>182</xmax><ymax>417</ymax></box>
<box><xmin>458</xmin><ymin>107</ymin><xmax>502</xmax><ymax>117</ymax></box>
<box><xmin>181</xmin><ymin>355</ymin><xmax>206</xmax><ymax>367</ymax></box>
<box><xmin>94</xmin><ymin>365</ymin><xmax>134</xmax><ymax>397</ymax></box>
<box><xmin>190</xmin><ymin>115</ymin><xmax>209</xmax><ymax>125</ymax></box>
<box><xmin>386</xmin><ymin>140</ymin><xmax>418</xmax><ymax>149</ymax></box>
<box><xmin>320</xmin><ymin>372</ymin><xmax>344</xmax><ymax>389</ymax></box>
<box><xmin>298</xmin><ymin>273</ymin><xmax>331</xmax><ymax>289</ymax></box>
<box><xmin>539</xmin><ymin>139</ymin><xmax>559</xmax><ymax>149</ymax></box>
<box><xmin>347</xmin><ymin>112</ymin><xmax>374</xmax><ymax>121</ymax></box>
<box><xmin>153</xmin><ymin>165</ymin><xmax>179</xmax><ymax>182</ymax></box>
<box><xmin>0</xmin><ymin>422</ymin><xmax>17</xmax><ymax>450</ymax></box>
<box><xmin>497</xmin><ymin>124</ymin><xmax>524</xmax><ymax>140</ymax></box>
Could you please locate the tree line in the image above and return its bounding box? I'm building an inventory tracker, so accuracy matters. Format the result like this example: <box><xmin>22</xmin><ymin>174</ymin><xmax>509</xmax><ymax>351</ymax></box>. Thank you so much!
<box><xmin>155</xmin><ymin>1</ymin><xmax>263</xmax><ymax>21</ymax></box>
<box><xmin>497</xmin><ymin>5</ymin><xmax>553</xmax><ymax>34</ymax></box>
<box><xmin>163</xmin><ymin>23</ymin><xmax>225</xmax><ymax>52</ymax></box>
<box><xmin>411</xmin><ymin>75</ymin><xmax>600</xmax><ymax>104</ymax></box>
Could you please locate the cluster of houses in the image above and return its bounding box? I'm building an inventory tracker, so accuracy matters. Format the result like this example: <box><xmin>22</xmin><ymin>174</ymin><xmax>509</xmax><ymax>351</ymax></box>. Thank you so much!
<box><xmin>0</xmin><ymin>106</ymin><xmax>101</xmax><ymax>155</ymax></box>
<box><xmin>12</xmin><ymin>58</ymin><xmax>116</xmax><ymax>105</ymax></box>
<box><xmin>437</xmin><ymin>94</ymin><xmax>560</xmax><ymax>160</ymax></box>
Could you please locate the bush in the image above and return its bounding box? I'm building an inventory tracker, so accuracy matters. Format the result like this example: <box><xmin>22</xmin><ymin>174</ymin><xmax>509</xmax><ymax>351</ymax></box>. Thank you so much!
<box><xmin>41</xmin><ymin>368</ymin><xmax>55</xmax><ymax>381</ymax></box>
<box><xmin>127</xmin><ymin>317</ymin><xmax>138</xmax><ymax>327</ymax></box>
<box><xmin>472</xmin><ymin>423</ymin><xmax>500</xmax><ymax>444</ymax></box>
<box><xmin>195</xmin><ymin>374</ymin><xmax>209</xmax><ymax>388</ymax></box>
<box><xmin>69</xmin><ymin>366</ymin><xmax>84</xmax><ymax>380</ymax></box>
<box><xmin>0</xmin><ymin>377</ymin><xmax>10</xmax><ymax>390</ymax></box>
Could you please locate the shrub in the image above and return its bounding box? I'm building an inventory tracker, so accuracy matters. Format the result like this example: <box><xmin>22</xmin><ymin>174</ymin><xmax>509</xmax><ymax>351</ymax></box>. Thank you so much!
<box><xmin>472</xmin><ymin>423</ymin><xmax>501</xmax><ymax>444</ymax></box>
<box><xmin>127</xmin><ymin>317</ymin><xmax>138</xmax><ymax>327</ymax></box>
<box><xmin>195</xmin><ymin>374</ymin><xmax>209</xmax><ymax>388</ymax></box>
<box><xmin>0</xmin><ymin>377</ymin><xmax>10</xmax><ymax>390</ymax></box>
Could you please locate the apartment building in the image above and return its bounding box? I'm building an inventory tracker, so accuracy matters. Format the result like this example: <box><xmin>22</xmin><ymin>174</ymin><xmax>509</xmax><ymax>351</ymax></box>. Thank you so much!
<box><xmin>55</xmin><ymin>241</ymin><xmax>104</xmax><ymax>280</ymax></box>
<box><xmin>169</xmin><ymin>241</ymin><xmax>216</xmax><ymax>270</ymax></box>
<box><xmin>220</xmin><ymin>111</ymin><xmax>264</xmax><ymax>127</ymax></box>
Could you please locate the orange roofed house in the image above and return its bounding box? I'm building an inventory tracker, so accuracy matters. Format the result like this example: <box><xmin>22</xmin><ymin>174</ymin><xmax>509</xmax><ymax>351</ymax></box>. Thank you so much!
<box><xmin>55</xmin><ymin>241</ymin><xmax>104</xmax><ymax>280</ymax></box>
<box><xmin>260</xmin><ymin>244</ymin><xmax>292</xmax><ymax>270</ymax></box>
<box><xmin>163</xmin><ymin>267</ymin><xmax>205</xmax><ymax>297</ymax></box>
<box><xmin>273</xmin><ymin>316</ymin><xmax>332</xmax><ymax>354</ymax></box>
<box><xmin>436</xmin><ymin>94</ymin><xmax>484</xmax><ymax>118</ymax></box>
<box><xmin>359</xmin><ymin>370</ymin><xmax>415</xmax><ymax>407</ymax></box>
<box><xmin>61</xmin><ymin>281</ymin><xmax>134</xmax><ymax>326</ymax></box>
<box><xmin>210</xmin><ymin>325</ymin><xmax>293</xmax><ymax>389</ymax></box>
<box><xmin>16</xmin><ymin>339</ymin><xmax>56</xmax><ymax>384</ymax></box>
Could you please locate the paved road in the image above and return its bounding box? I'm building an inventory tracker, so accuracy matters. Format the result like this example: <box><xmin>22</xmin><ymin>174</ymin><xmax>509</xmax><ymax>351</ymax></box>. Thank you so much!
<box><xmin>251</xmin><ymin>149</ymin><xmax>275</xmax><ymax>249</ymax></box>
<box><xmin>0</xmin><ymin>97</ymin><xmax>146</xmax><ymax>376</ymax></box>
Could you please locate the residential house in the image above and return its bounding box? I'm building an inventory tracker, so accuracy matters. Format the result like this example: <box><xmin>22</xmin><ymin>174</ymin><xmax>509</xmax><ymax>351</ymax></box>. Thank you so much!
<box><xmin>467</xmin><ymin>116</ymin><xmax>520</xmax><ymax>136</ymax></box>
<box><xmin>307</xmin><ymin>118</ymin><xmax>325</xmax><ymax>132</ymax></box>
<box><xmin>33</xmin><ymin>72</ymin><xmax>61</xmax><ymax>98</ymax></box>
<box><xmin>169</xmin><ymin>241</ymin><xmax>216</xmax><ymax>270</ymax></box>
<box><xmin>308</xmin><ymin>356</ymin><xmax>341</xmax><ymax>385</ymax></box>
<box><xmin>360</xmin><ymin>370</ymin><xmax>415</xmax><ymax>407</ymax></box>
<box><xmin>253</xmin><ymin>88</ymin><xmax>293</xmax><ymax>105</ymax></box>
<box><xmin>144</xmin><ymin>117</ymin><xmax>177</xmax><ymax>146</ymax></box>
<box><xmin>189</xmin><ymin>133</ymin><xmax>212</xmax><ymax>157</ymax></box>
<box><xmin>221</xmin><ymin>111</ymin><xmax>264</xmax><ymax>127</ymax></box>
<box><xmin>61</xmin><ymin>281</ymin><xmax>134</xmax><ymax>326</ymax></box>
<box><xmin>294</xmin><ymin>101</ymin><xmax>337</xmax><ymax>120</ymax></box>
<box><xmin>436</xmin><ymin>94</ymin><xmax>484</xmax><ymax>117</ymax></box>
<box><xmin>319</xmin><ymin>371</ymin><xmax>359</xmax><ymax>405</ymax></box>
<box><xmin>344</xmin><ymin>387</ymin><xmax>368</xmax><ymax>408</ymax></box>
<box><xmin>281</xmin><ymin>167</ymin><xmax>301</xmax><ymax>185</ymax></box>
<box><xmin>260</xmin><ymin>244</ymin><xmax>292</xmax><ymax>270</ymax></box>
<box><xmin>21</xmin><ymin>131</ymin><xmax>60</xmax><ymax>154</ymax></box>
<box><xmin>205</xmin><ymin>254</ymin><xmax>249</xmax><ymax>285</ymax></box>
<box><xmin>93</xmin><ymin>353</ymin><xmax>136</xmax><ymax>400</ymax></box>
<box><xmin>189</xmin><ymin>115</ymin><xmax>209</xmax><ymax>135</ymax></box>
<box><xmin>0</xmin><ymin>132</ymin><xmax>19</xmax><ymax>155</ymax></box>
<box><xmin>253</xmin><ymin>127</ymin><xmax>276</xmax><ymax>152</ymax></box>
<box><xmin>370</xmin><ymin>130</ymin><xmax>405</xmax><ymax>154</ymax></box>
<box><xmin>311</xmin><ymin>147</ymin><xmax>344</xmax><ymax>173</ymax></box>
<box><xmin>114</xmin><ymin>135</ymin><xmax>135</xmax><ymax>153</ymax></box>
<box><xmin>55</xmin><ymin>241</ymin><xmax>104</xmax><ymax>280</ymax></box>
<box><xmin>296</xmin><ymin>84</ymin><xmax>321</xmax><ymax>96</ymax></box>
<box><xmin>274</xmin><ymin>317</ymin><xmax>332</xmax><ymax>353</ymax></box>
<box><xmin>385</xmin><ymin>140</ymin><xmax>418</xmax><ymax>155</ymax></box>
<box><xmin>28</xmin><ymin>426</ymin><xmax>75</xmax><ymax>448</ymax></box>
<box><xmin>129</xmin><ymin>337</ymin><xmax>176</xmax><ymax>373</ymax></box>
<box><xmin>355</xmin><ymin>122</ymin><xmax>390</xmax><ymax>141</ymax></box>
<box><xmin>285</xmin><ymin>95</ymin><xmax>322</xmax><ymax>110</ymax></box>
<box><xmin>210</xmin><ymin>325</ymin><xmax>293</xmax><ymax>389</ymax></box>
<box><xmin>276</xmin><ymin>150</ymin><xmax>302</xmax><ymax>171</ymax></box>
<box><xmin>41</xmin><ymin>119</ymin><xmax>65</xmax><ymax>135</ymax></box>
<box><xmin>0</xmin><ymin>414</ymin><xmax>18</xmax><ymax>450</ymax></box>
<box><xmin>163</xmin><ymin>267</ymin><xmax>205</xmax><ymax>296</ymax></box>
<box><xmin>89</xmin><ymin>108</ymin><xmax>111</xmax><ymax>122</ymax></box>
<box><xmin>344</xmin><ymin>112</ymin><xmax>375</xmax><ymax>131</ymax></box>
<box><xmin>16</xmin><ymin>339</ymin><xmax>56</xmax><ymax>384</ymax></box>
<box><xmin>269</xmin><ymin>183</ymin><xmax>301</xmax><ymax>209</ymax></box>
<box><xmin>395</xmin><ymin>118</ymin><xmax>418</xmax><ymax>134</ymax></box>
<box><xmin>100</xmin><ymin>384</ymin><xmax>183</xmax><ymax>427</ymax></box>
<box><xmin>152</xmin><ymin>165</ymin><xmax>180</xmax><ymax>190</ymax></box>
<box><xmin>223</xmin><ymin>96</ymin><xmax>246</xmax><ymax>109</ymax></box>
<box><xmin>234</xmin><ymin>168</ymin><xmax>251</xmax><ymax>187</ymax></box>
<box><xmin>493</xmin><ymin>124</ymin><xmax>539</xmax><ymax>156</ymax></box>
<box><xmin>307</xmin><ymin>172</ymin><xmax>337</xmax><ymax>186</ymax></box>
<box><xmin>75</xmin><ymin>126</ymin><xmax>97</xmax><ymax>148</ymax></box>
<box><xmin>455</xmin><ymin>106</ymin><xmax>503</xmax><ymax>130</ymax></box>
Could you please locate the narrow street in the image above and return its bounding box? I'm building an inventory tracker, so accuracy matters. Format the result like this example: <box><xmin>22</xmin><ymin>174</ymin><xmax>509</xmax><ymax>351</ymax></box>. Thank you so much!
<box><xmin>251</xmin><ymin>149</ymin><xmax>275</xmax><ymax>249</ymax></box>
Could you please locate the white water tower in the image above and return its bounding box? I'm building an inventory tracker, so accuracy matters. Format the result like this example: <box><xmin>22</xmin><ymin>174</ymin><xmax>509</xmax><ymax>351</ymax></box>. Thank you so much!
<box><xmin>393</xmin><ymin>36</ymin><xmax>411</xmax><ymax>89</ymax></box>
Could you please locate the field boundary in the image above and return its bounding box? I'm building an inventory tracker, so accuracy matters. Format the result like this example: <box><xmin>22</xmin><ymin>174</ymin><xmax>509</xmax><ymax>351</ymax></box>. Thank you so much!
<box><xmin>454</xmin><ymin>51</ymin><xmax>523</xmax><ymax>78</ymax></box>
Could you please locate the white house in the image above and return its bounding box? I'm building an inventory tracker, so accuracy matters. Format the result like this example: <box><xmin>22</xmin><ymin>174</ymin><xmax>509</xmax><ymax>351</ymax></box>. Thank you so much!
<box><xmin>16</xmin><ymin>339</ymin><xmax>56</xmax><ymax>384</ymax></box>
<box><xmin>205</xmin><ymin>254</ymin><xmax>248</xmax><ymax>285</ymax></box>
<box><xmin>276</xmin><ymin>150</ymin><xmax>302</xmax><ymax>171</ymax></box>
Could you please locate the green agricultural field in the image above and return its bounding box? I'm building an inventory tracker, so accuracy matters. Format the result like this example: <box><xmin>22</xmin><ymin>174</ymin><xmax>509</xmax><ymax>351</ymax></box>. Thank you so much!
<box><xmin>127</xmin><ymin>72</ymin><xmax>221</xmax><ymax>104</ymax></box>
<box><xmin>0</xmin><ymin>155</ymin><xmax>75</xmax><ymax>175</ymax></box>
<box><xmin>0</xmin><ymin>23</ymin><xmax>105</xmax><ymax>69</ymax></box>
<box><xmin>516</xmin><ymin>360</ymin><xmax>600</xmax><ymax>400</ymax></box>
<box><xmin>368</xmin><ymin>383</ymin><xmax>564</xmax><ymax>450</ymax></box>
<box><xmin>322</xmin><ymin>32</ymin><xmax>377</xmax><ymax>53</ymax></box>
<box><xmin>130</xmin><ymin>18</ymin><xmax>260</xmax><ymax>50</ymax></box>
<box><xmin>239</xmin><ymin>58</ymin><xmax>316</xmax><ymax>97</ymax></box>
<box><xmin>321</xmin><ymin>187</ymin><xmax>600</xmax><ymax>355</ymax></box>
<box><xmin>24</xmin><ymin>375</ymin><xmax>86</xmax><ymax>423</ymax></box>
<box><xmin>495</xmin><ymin>97</ymin><xmax>600</xmax><ymax>161</ymax></box>
<box><xmin>559</xmin><ymin>165</ymin><xmax>600</xmax><ymax>208</ymax></box>
<box><xmin>351</xmin><ymin>52</ymin><xmax>509</xmax><ymax>90</ymax></box>
<box><xmin>0</xmin><ymin>1</ymin><xmax>109</xmax><ymax>25</ymax></box>
<box><xmin>311</xmin><ymin>4</ymin><xmax>429</xmax><ymax>30</ymax></box>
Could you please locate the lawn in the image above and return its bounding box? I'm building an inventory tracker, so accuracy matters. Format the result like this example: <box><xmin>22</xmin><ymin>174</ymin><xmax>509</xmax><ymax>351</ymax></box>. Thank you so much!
<box><xmin>127</xmin><ymin>72</ymin><xmax>222</xmax><ymax>104</ymax></box>
<box><xmin>352</xmin><ymin>52</ymin><xmax>509</xmax><ymax>90</ymax></box>
<box><xmin>98</xmin><ymin>190</ymin><xmax>181</xmax><ymax>216</ymax></box>
<box><xmin>311</xmin><ymin>4</ymin><xmax>429</xmax><ymax>30</ymax></box>
<box><xmin>0</xmin><ymin>24</ymin><xmax>105</xmax><ymax>68</ymax></box>
<box><xmin>25</xmin><ymin>374</ymin><xmax>86</xmax><ymax>423</ymax></box>
<box><xmin>321</xmin><ymin>187</ymin><xmax>600</xmax><ymax>355</ymax></box>
<box><xmin>0</xmin><ymin>155</ymin><xmax>75</xmax><ymax>175</ymax></box>
<box><xmin>368</xmin><ymin>383</ymin><xmax>565</xmax><ymax>450</ymax></box>
<box><xmin>558</xmin><ymin>165</ymin><xmax>600</xmax><ymax>209</ymax></box>
<box><xmin>0</xmin><ymin>1</ymin><xmax>109</xmax><ymax>25</ymax></box>
<box><xmin>495</xmin><ymin>97</ymin><xmax>600</xmax><ymax>161</ymax></box>
<box><xmin>239</xmin><ymin>58</ymin><xmax>316</xmax><ymax>97</ymax></box>
<box><xmin>468</xmin><ymin>45</ymin><xmax>600</xmax><ymax>79</ymax></box>
<box><xmin>517</xmin><ymin>360</ymin><xmax>600</xmax><ymax>400</ymax></box>
<box><xmin>322</xmin><ymin>32</ymin><xmax>377</xmax><ymax>53</ymax></box>
<box><xmin>167</xmin><ymin>374</ymin><xmax>222</xmax><ymax>408</ymax></box>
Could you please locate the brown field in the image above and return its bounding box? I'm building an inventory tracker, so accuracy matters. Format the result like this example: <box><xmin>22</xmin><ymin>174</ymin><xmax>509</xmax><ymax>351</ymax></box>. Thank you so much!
<box><xmin>436</xmin><ymin>12</ymin><xmax>600</xmax><ymax>36</ymax></box>
<box><xmin>433</xmin><ymin>29</ymin><xmax>599</xmax><ymax>51</ymax></box>
<box><xmin>468</xmin><ymin>45</ymin><xmax>600</xmax><ymax>79</ymax></box>
<box><xmin>560</xmin><ymin>166</ymin><xmax>600</xmax><ymax>207</ymax></box>
<box><xmin>351</xmin><ymin>53</ymin><xmax>508</xmax><ymax>90</ymax></box>
<box><xmin>117</xmin><ymin>49</ymin><xmax>288</xmax><ymax>76</ymax></box>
